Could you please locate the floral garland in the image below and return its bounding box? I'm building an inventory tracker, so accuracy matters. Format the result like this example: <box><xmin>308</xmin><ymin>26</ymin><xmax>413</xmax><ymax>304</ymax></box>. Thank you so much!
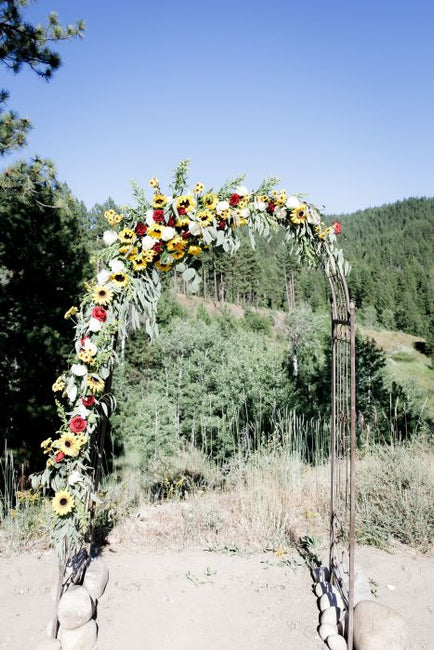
<box><xmin>31</xmin><ymin>161</ymin><xmax>344</xmax><ymax>556</ymax></box>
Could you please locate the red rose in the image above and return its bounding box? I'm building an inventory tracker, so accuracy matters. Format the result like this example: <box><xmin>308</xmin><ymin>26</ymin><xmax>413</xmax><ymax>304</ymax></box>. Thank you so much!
<box><xmin>55</xmin><ymin>451</ymin><xmax>65</xmax><ymax>463</ymax></box>
<box><xmin>181</xmin><ymin>230</ymin><xmax>191</xmax><ymax>240</ymax></box>
<box><xmin>82</xmin><ymin>395</ymin><xmax>95</xmax><ymax>407</ymax></box>
<box><xmin>91</xmin><ymin>306</ymin><xmax>107</xmax><ymax>322</ymax></box>
<box><xmin>153</xmin><ymin>242</ymin><xmax>163</xmax><ymax>253</ymax></box>
<box><xmin>153</xmin><ymin>210</ymin><xmax>164</xmax><ymax>223</ymax></box>
<box><xmin>167</xmin><ymin>216</ymin><xmax>176</xmax><ymax>227</ymax></box>
<box><xmin>135</xmin><ymin>222</ymin><xmax>147</xmax><ymax>236</ymax></box>
<box><xmin>177</xmin><ymin>207</ymin><xmax>187</xmax><ymax>216</ymax></box>
<box><xmin>69</xmin><ymin>415</ymin><xmax>87</xmax><ymax>434</ymax></box>
<box><xmin>229</xmin><ymin>193</ymin><xmax>241</xmax><ymax>206</ymax></box>
<box><xmin>332</xmin><ymin>222</ymin><xmax>342</xmax><ymax>235</ymax></box>
<box><xmin>217</xmin><ymin>220</ymin><xmax>226</xmax><ymax>230</ymax></box>
<box><xmin>267</xmin><ymin>202</ymin><xmax>276</xmax><ymax>214</ymax></box>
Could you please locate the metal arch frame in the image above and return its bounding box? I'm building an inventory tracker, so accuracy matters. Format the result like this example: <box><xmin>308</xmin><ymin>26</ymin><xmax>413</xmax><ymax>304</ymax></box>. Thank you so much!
<box><xmin>326</xmin><ymin>259</ymin><xmax>356</xmax><ymax>650</ymax></box>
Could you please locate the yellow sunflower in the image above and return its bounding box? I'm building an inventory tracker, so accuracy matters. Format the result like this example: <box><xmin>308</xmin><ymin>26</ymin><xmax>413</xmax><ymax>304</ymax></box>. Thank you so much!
<box><xmin>290</xmin><ymin>204</ymin><xmax>308</xmax><ymax>224</ymax></box>
<box><xmin>176</xmin><ymin>194</ymin><xmax>196</xmax><ymax>213</ymax></box>
<box><xmin>118</xmin><ymin>228</ymin><xmax>136</xmax><ymax>244</ymax></box>
<box><xmin>170</xmin><ymin>250</ymin><xmax>185</xmax><ymax>260</ymax></box>
<box><xmin>78</xmin><ymin>349</ymin><xmax>96</xmax><ymax>365</ymax></box>
<box><xmin>52</xmin><ymin>376</ymin><xmax>65</xmax><ymax>392</ymax></box>
<box><xmin>155</xmin><ymin>261</ymin><xmax>173</xmax><ymax>272</ymax></box>
<box><xmin>202</xmin><ymin>192</ymin><xmax>218</xmax><ymax>210</ymax></box>
<box><xmin>149</xmin><ymin>177</ymin><xmax>159</xmax><ymax>188</ymax></box>
<box><xmin>132</xmin><ymin>254</ymin><xmax>148</xmax><ymax>271</ymax></box>
<box><xmin>58</xmin><ymin>433</ymin><xmax>81</xmax><ymax>457</ymax></box>
<box><xmin>166</xmin><ymin>236</ymin><xmax>186</xmax><ymax>252</ymax></box>
<box><xmin>175</xmin><ymin>216</ymin><xmax>190</xmax><ymax>228</ymax></box>
<box><xmin>148</xmin><ymin>223</ymin><xmax>165</xmax><ymax>239</ymax></box>
<box><xmin>194</xmin><ymin>182</ymin><xmax>205</xmax><ymax>194</ymax></box>
<box><xmin>64</xmin><ymin>306</ymin><xmax>77</xmax><ymax>319</ymax></box>
<box><xmin>196</xmin><ymin>210</ymin><xmax>213</xmax><ymax>227</ymax></box>
<box><xmin>126</xmin><ymin>246</ymin><xmax>139</xmax><ymax>261</ymax></box>
<box><xmin>238</xmin><ymin>197</ymin><xmax>249</xmax><ymax>209</ymax></box>
<box><xmin>104</xmin><ymin>210</ymin><xmax>123</xmax><ymax>226</ymax></box>
<box><xmin>40</xmin><ymin>437</ymin><xmax>53</xmax><ymax>453</ymax></box>
<box><xmin>142</xmin><ymin>249</ymin><xmax>157</xmax><ymax>262</ymax></box>
<box><xmin>153</xmin><ymin>194</ymin><xmax>168</xmax><ymax>209</ymax></box>
<box><xmin>93</xmin><ymin>285</ymin><xmax>114</xmax><ymax>306</ymax></box>
<box><xmin>110</xmin><ymin>272</ymin><xmax>130</xmax><ymax>287</ymax></box>
<box><xmin>188</xmin><ymin>245</ymin><xmax>202</xmax><ymax>256</ymax></box>
<box><xmin>52</xmin><ymin>490</ymin><xmax>75</xmax><ymax>516</ymax></box>
<box><xmin>277</xmin><ymin>191</ymin><xmax>287</xmax><ymax>207</ymax></box>
<box><xmin>87</xmin><ymin>374</ymin><xmax>105</xmax><ymax>394</ymax></box>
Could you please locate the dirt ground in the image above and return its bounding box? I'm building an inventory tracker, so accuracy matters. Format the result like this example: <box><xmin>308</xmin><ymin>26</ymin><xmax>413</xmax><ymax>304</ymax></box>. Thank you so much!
<box><xmin>0</xmin><ymin>543</ymin><xmax>433</xmax><ymax>650</ymax></box>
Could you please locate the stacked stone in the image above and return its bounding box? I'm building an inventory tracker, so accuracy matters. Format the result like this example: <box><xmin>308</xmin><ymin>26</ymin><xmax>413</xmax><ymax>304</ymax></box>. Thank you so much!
<box><xmin>35</xmin><ymin>557</ymin><xmax>109</xmax><ymax>650</ymax></box>
<box><xmin>313</xmin><ymin>566</ymin><xmax>348</xmax><ymax>650</ymax></box>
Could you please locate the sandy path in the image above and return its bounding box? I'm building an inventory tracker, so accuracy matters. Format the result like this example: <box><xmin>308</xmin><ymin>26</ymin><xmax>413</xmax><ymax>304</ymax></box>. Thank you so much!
<box><xmin>0</xmin><ymin>545</ymin><xmax>433</xmax><ymax>649</ymax></box>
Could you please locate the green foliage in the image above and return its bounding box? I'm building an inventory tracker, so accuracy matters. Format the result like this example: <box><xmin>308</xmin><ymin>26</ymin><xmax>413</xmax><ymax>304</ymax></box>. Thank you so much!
<box><xmin>0</xmin><ymin>0</ymin><xmax>85</xmax><ymax>153</ymax></box>
<box><xmin>356</xmin><ymin>439</ymin><xmax>434</xmax><ymax>550</ymax></box>
<box><xmin>0</xmin><ymin>158</ymin><xmax>90</xmax><ymax>462</ymax></box>
<box><xmin>242</xmin><ymin>309</ymin><xmax>272</xmax><ymax>335</ymax></box>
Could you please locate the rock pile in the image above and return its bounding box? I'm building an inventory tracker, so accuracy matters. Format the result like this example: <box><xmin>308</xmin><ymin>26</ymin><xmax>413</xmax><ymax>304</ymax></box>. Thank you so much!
<box><xmin>35</xmin><ymin>556</ymin><xmax>109</xmax><ymax>650</ymax></box>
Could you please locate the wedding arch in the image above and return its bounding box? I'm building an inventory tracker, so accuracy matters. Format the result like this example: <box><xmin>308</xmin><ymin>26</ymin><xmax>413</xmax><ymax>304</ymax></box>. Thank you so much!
<box><xmin>33</xmin><ymin>161</ymin><xmax>356</xmax><ymax>648</ymax></box>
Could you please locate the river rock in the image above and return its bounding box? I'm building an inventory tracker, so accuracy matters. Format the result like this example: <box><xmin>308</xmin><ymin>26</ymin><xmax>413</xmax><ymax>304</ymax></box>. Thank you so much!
<box><xmin>315</xmin><ymin>582</ymin><xmax>331</xmax><ymax>597</ymax></box>
<box><xmin>321</xmin><ymin>606</ymin><xmax>341</xmax><ymax>625</ymax></box>
<box><xmin>58</xmin><ymin>585</ymin><xmax>94</xmax><ymax>630</ymax></box>
<box><xmin>313</xmin><ymin>566</ymin><xmax>330</xmax><ymax>583</ymax></box>
<box><xmin>319</xmin><ymin>591</ymin><xmax>344</xmax><ymax>611</ymax></box>
<box><xmin>353</xmin><ymin>600</ymin><xmax>409</xmax><ymax>650</ymax></box>
<box><xmin>327</xmin><ymin>633</ymin><xmax>347</xmax><ymax>650</ymax></box>
<box><xmin>83</xmin><ymin>557</ymin><xmax>109</xmax><ymax>600</ymax></box>
<box><xmin>59</xmin><ymin>619</ymin><xmax>97</xmax><ymax>650</ymax></box>
<box><xmin>319</xmin><ymin>623</ymin><xmax>338</xmax><ymax>640</ymax></box>
<box><xmin>35</xmin><ymin>639</ymin><xmax>61</xmax><ymax>650</ymax></box>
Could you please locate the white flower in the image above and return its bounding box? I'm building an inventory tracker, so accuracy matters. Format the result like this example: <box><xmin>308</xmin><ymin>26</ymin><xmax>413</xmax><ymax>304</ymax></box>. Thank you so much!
<box><xmin>161</xmin><ymin>226</ymin><xmax>176</xmax><ymax>242</ymax></box>
<box><xmin>142</xmin><ymin>235</ymin><xmax>155</xmax><ymax>250</ymax></box>
<box><xmin>188</xmin><ymin>221</ymin><xmax>202</xmax><ymax>236</ymax></box>
<box><xmin>145</xmin><ymin>209</ymin><xmax>154</xmax><ymax>226</ymax></box>
<box><xmin>97</xmin><ymin>269</ymin><xmax>111</xmax><ymax>285</ymax></box>
<box><xmin>274</xmin><ymin>207</ymin><xmax>287</xmax><ymax>220</ymax></box>
<box><xmin>68</xmin><ymin>470</ymin><xmax>83</xmax><ymax>486</ymax></box>
<box><xmin>71</xmin><ymin>364</ymin><xmax>87</xmax><ymax>376</ymax></box>
<box><xmin>253</xmin><ymin>199</ymin><xmax>266</xmax><ymax>212</ymax></box>
<box><xmin>82</xmin><ymin>338</ymin><xmax>97</xmax><ymax>355</ymax></box>
<box><xmin>235</xmin><ymin>185</ymin><xmax>249</xmax><ymax>197</ymax></box>
<box><xmin>216</xmin><ymin>200</ymin><xmax>229</xmax><ymax>214</ymax></box>
<box><xmin>239</xmin><ymin>207</ymin><xmax>250</xmax><ymax>218</ymax></box>
<box><xmin>66</xmin><ymin>383</ymin><xmax>77</xmax><ymax>403</ymax></box>
<box><xmin>109</xmin><ymin>259</ymin><xmax>125</xmax><ymax>274</ymax></box>
<box><xmin>286</xmin><ymin>195</ymin><xmax>301</xmax><ymax>209</ymax></box>
<box><xmin>103</xmin><ymin>230</ymin><xmax>118</xmax><ymax>246</ymax></box>
<box><xmin>88</xmin><ymin>318</ymin><xmax>102</xmax><ymax>332</ymax></box>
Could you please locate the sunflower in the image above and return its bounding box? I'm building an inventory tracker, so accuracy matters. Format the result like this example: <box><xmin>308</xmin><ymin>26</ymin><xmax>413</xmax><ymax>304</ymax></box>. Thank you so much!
<box><xmin>149</xmin><ymin>177</ymin><xmax>159</xmax><ymax>188</ymax></box>
<box><xmin>166</xmin><ymin>236</ymin><xmax>186</xmax><ymax>252</ymax></box>
<box><xmin>153</xmin><ymin>194</ymin><xmax>168</xmax><ymax>209</ymax></box>
<box><xmin>220</xmin><ymin>208</ymin><xmax>232</xmax><ymax>221</ymax></box>
<box><xmin>194</xmin><ymin>182</ymin><xmax>205</xmax><ymax>194</ymax></box>
<box><xmin>238</xmin><ymin>197</ymin><xmax>249</xmax><ymax>209</ymax></box>
<box><xmin>118</xmin><ymin>228</ymin><xmax>136</xmax><ymax>244</ymax></box>
<box><xmin>110</xmin><ymin>272</ymin><xmax>130</xmax><ymax>287</ymax></box>
<box><xmin>126</xmin><ymin>246</ymin><xmax>139</xmax><ymax>261</ymax></box>
<box><xmin>93</xmin><ymin>285</ymin><xmax>114</xmax><ymax>306</ymax></box>
<box><xmin>155</xmin><ymin>261</ymin><xmax>173</xmax><ymax>272</ymax></box>
<box><xmin>176</xmin><ymin>195</ymin><xmax>196</xmax><ymax>213</ymax></box>
<box><xmin>175</xmin><ymin>216</ymin><xmax>190</xmax><ymax>228</ymax></box>
<box><xmin>78</xmin><ymin>349</ymin><xmax>96</xmax><ymax>365</ymax></box>
<box><xmin>315</xmin><ymin>226</ymin><xmax>331</xmax><ymax>239</ymax></box>
<box><xmin>52</xmin><ymin>490</ymin><xmax>75</xmax><ymax>516</ymax></box>
<box><xmin>132</xmin><ymin>254</ymin><xmax>148</xmax><ymax>271</ymax></box>
<box><xmin>142</xmin><ymin>249</ymin><xmax>156</xmax><ymax>262</ymax></box>
<box><xmin>58</xmin><ymin>433</ymin><xmax>81</xmax><ymax>457</ymax></box>
<box><xmin>40</xmin><ymin>437</ymin><xmax>53</xmax><ymax>453</ymax></box>
<box><xmin>104</xmin><ymin>210</ymin><xmax>123</xmax><ymax>226</ymax></box>
<box><xmin>148</xmin><ymin>223</ymin><xmax>165</xmax><ymax>239</ymax></box>
<box><xmin>52</xmin><ymin>376</ymin><xmax>65</xmax><ymax>392</ymax></box>
<box><xmin>87</xmin><ymin>374</ymin><xmax>105</xmax><ymax>394</ymax></box>
<box><xmin>196</xmin><ymin>210</ymin><xmax>213</xmax><ymax>227</ymax></box>
<box><xmin>170</xmin><ymin>250</ymin><xmax>185</xmax><ymax>260</ymax></box>
<box><xmin>188</xmin><ymin>245</ymin><xmax>202</xmax><ymax>256</ymax></box>
<box><xmin>290</xmin><ymin>204</ymin><xmax>308</xmax><ymax>224</ymax></box>
<box><xmin>64</xmin><ymin>306</ymin><xmax>77</xmax><ymax>319</ymax></box>
<box><xmin>276</xmin><ymin>191</ymin><xmax>287</xmax><ymax>207</ymax></box>
<box><xmin>202</xmin><ymin>193</ymin><xmax>218</xmax><ymax>210</ymax></box>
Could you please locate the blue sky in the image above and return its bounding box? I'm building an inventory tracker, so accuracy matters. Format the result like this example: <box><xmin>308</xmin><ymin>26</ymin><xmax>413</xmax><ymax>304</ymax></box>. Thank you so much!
<box><xmin>2</xmin><ymin>0</ymin><xmax>434</xmax><ymax>214</ymax></box>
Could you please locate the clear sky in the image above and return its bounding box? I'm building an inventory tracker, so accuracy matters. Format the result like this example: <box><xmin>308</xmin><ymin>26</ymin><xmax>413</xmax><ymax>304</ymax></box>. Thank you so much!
<box><xmin>2</xmin><ymin>0</ymin><xmax>433</xmax><ymax>214</ymax></box>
